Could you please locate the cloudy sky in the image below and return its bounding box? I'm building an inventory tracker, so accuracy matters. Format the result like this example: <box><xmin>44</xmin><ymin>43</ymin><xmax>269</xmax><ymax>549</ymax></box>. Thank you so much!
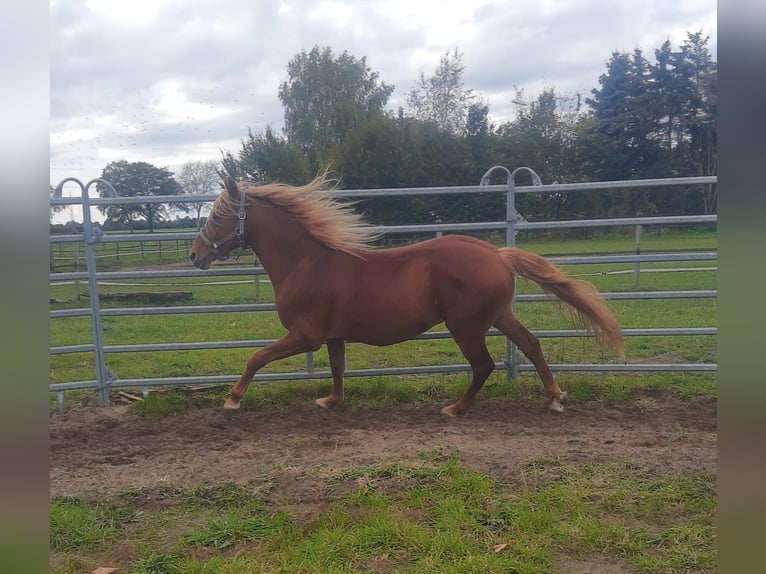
<box><xmin>51</xmin><ymin>0</ymin><xmax>717</xmax><ymax>192</ymax></box>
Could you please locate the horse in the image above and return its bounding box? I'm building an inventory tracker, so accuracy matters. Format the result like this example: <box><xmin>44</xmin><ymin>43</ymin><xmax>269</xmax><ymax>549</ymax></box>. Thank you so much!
<box><xmin>189</xmin><ymin>175</ymin><xmax>624</xmax><ymax>416</ymax></box>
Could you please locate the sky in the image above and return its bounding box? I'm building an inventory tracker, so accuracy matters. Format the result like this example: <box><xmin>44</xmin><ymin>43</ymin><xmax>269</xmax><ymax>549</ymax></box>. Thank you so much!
<box><xmin>50</xmin><ymin>0</ymin><xmax>717</xmax><ymax>220</ymax></box>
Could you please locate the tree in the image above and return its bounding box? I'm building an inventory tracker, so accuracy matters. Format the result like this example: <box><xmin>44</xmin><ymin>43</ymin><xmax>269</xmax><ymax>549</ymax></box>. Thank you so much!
<box><xmin>677</xmin><ymin>31</ymin><xmax>717</xmax><ymax>212</ymax></box>
<box><xmin>465</xmin><ymin>100</ymin><xmax>492</xmax><ymax>137</ymax></box>
<box><xmin>649</xmin><ymin>40</ymin><xmax>689</xmax><ymax>172</ymax></box>
<box><xmin>335</xmin><ymin>114</ymin><xmax>503</xmax><ymax>226</ymax></box>
<box><xmin>406</xmin><ymin>48</ymin><xmax>475</xmax><ymax>135</ymax></box>
<box><xmin>177</xmin><ymin>160</ymin><xmax>221</xmax><ymax>231</ymax></box>
<box><xmin>464</xmin><ymin>100</ymin><xmax>501</xmax><ymax>191</ymax></box>
<box><xmin>278</xmin><ymin>46</ymin><xmax>394</xmax><ymax>172</ymax></box>
<box><xmin>586</xmin><ymin>49</ymin><xmax>661</xmax><ymax>181</ymax></box>
<box><xmin>497</xmin><ymin>87</ymin><xmax>588</xmax><ymax>219</ymax></box>
<box><xmin>97</xmin><ymin>160</ymin><xmax>182</xmax><ymax>232</ymax></box>
<box><xmin>223</xmin><ymin>126</ymin><xmax>311</xmax><ymax>185</ymax></box>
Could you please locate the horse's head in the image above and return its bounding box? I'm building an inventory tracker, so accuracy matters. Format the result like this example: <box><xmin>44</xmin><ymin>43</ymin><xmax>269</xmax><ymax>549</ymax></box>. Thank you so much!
<box><xmin>188</xmin><ymin>176</ymin><xmax>248</xmax><ymax>269</ymax></box>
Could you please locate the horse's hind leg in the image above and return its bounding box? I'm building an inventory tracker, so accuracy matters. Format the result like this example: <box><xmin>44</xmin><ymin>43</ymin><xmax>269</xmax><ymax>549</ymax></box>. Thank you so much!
<box><xmin>493</xmin><ymin>307</ymin><xmax>567</xmax><ymax>413</ymax></box>
<box><xmin>316</xmin><ymin>338</ymin><xmax>345</xmax><ymax>408</ymax></box>
<box><xmin>441</xmin><ymin>336</ymin><xmax>495</xmax><ymax>417</ymax></box>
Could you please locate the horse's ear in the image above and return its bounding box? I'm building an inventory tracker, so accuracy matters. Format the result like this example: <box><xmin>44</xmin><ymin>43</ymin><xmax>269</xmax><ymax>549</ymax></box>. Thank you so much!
<box><xmin>223</xmin><ymin>176</ymin><xmax>240</xmax><ymax>199</ymax></box>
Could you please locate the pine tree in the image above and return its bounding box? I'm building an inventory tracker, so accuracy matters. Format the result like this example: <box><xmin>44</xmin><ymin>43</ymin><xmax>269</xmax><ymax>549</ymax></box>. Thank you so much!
<box><xmin>586</xmin><ymin>49</ymin><xmax>661</xmax><ymax>180</ymax></box>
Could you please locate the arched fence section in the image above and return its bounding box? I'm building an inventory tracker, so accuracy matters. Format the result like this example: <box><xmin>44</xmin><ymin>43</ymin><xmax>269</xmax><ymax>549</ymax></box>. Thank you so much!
<box><xmin>50</xmin><ymin>170</ymin><xmax>717</xmax><ymax>411</ymax></box>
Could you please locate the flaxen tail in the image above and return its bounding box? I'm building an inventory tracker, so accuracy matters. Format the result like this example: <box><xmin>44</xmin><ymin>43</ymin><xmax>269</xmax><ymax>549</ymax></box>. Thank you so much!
<box><xmin>498</xmin><ymin>247</ymin><xmax>624</xmax><ymax>358</ymax></box>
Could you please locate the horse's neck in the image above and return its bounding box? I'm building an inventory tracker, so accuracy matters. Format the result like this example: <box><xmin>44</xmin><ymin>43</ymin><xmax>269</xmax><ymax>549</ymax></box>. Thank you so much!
<box><xmin>249</xmin><ymin>203</ymin><xmax>328</xmax><ymax>286</ymax></box>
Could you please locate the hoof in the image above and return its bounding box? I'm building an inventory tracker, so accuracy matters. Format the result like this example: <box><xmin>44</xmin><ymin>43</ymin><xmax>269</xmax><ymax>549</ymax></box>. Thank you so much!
<box><xmin>547</xmin><ymin>391</ymin><xmax>567</xmax><ymax>414</ymax></box>
<box><xmin>441</xmin><ymin>404</ymin><xmax>463</xmax><ymax>417</ymax></box>
<box><xmin>315</xmin><ymin>396</ymin><xmax>340</xmax><ymax>409</ymax></box>
<box><xmin>222</xmin><ymin>398</ymin><xmax>241</xmax><ymax>415</ymax></box>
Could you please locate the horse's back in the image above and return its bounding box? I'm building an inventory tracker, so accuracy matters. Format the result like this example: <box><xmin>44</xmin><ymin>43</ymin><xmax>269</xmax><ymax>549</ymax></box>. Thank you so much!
<box><xmin>400</xmin><ymin>234</ymin><xmax>511</xmax><ymax>287</ymax></box>
<box><xmin>332</xmin><ymin>235</ymin><xmax>513</xmax><ymax>342</ymax></box>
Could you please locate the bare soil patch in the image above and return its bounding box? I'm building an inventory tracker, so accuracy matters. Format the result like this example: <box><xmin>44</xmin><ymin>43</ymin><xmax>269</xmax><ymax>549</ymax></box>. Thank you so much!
<box><xmin>50</xmin><ymin>389</ymin><xmax>716</xmax><ymax>501</ymax></box>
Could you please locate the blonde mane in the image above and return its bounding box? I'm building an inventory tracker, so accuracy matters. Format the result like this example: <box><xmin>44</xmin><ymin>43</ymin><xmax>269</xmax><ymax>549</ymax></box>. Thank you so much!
<box><xmin>213</xmin><ymin>175</ymin><xmax>379</xmax><ymax>256</ymax></box>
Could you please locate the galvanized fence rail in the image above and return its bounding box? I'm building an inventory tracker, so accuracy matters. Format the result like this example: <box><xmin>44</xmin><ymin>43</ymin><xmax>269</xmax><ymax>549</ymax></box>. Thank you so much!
<box><xmin>50</xmin><ymin>170</ymin><xmax>717</xmax><ymax>410</ymax></box>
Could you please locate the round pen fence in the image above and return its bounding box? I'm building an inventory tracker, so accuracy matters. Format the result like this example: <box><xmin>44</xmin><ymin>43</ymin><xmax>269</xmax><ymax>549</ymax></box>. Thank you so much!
<box><xmin>49</xmin><ymin>170</ymin><xmax>717</xmax><ymax>411</ymax></box>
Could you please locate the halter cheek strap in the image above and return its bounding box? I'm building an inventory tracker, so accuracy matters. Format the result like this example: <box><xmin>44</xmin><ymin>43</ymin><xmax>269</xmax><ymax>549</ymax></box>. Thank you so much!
<box><xmin>198</xmin><ymin>188</ymin><xmax>248</xmax><ymax>261</ymax></box>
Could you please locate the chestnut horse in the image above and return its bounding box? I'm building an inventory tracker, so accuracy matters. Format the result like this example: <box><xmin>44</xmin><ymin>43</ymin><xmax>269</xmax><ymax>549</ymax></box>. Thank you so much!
<box><xmin>189</xmin><ymin>176</ymin><xmax>623</xmax><ymax>416</ymax></box>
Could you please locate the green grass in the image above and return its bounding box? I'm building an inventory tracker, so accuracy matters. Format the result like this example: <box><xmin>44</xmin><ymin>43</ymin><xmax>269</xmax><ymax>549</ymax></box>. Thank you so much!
<box><xmin>517</xmin><ymin>226</ymin><xmax>717</xmax><ymax>255</ymax></box>
<box><xmin>132</xmin><ymin>391</ymin><xmax>190</xmax><ymax>420</ymax></box>
<box><xmin>121</xmin><ymin>369</ymin><xmax>716</xmax><ymax>422</ymax></box>
<box><xmin>50</xmin><ymin>496</ymin><xmax>139</xmax><ymax>552</ymax></box>
<box><xmin>49</xmin><ymin>229</ymin><xmax>716</xmax><ymax>572</ymax></box>
<box><xmin>49</xmin><ymin>454</ymin><xmax>716</xmax><ymax>573</ymax></box>
<box><xmin>50</xmin><ymin>235</ymin><xmax>196</xmax><ymax>272</ymax></box>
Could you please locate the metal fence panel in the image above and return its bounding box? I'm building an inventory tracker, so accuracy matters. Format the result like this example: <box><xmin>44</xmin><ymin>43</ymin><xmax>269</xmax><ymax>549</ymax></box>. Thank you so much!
<box><xmin>50</xmin><ymin>172</ymin><xmax>717</xmax><ymax>409</ymax></box>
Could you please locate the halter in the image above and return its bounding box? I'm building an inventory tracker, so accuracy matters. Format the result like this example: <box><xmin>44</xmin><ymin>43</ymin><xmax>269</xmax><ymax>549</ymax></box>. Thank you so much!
<box><xmin>198</xmin><ymin>188</ymin><xmax>248</xmax><ymax>261</ymax></box>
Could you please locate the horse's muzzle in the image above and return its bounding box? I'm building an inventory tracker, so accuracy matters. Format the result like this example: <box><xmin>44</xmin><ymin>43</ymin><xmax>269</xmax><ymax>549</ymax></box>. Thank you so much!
<box><xmin>188</xmin><ymin>251</ymin><xmax>210</xmax><ymax>270</ymax></box>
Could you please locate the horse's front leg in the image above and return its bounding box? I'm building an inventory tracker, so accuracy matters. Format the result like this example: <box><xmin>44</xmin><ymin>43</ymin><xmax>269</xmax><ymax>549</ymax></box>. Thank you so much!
<box><xmin>224</xmin><ymin>331</ymin><xmax>320</xmax><ymax>410</ymax></box>
<box><xmin>316</xmin><ymin>338</ymin><xmax>345</xmax><ymax>408</ymax></box>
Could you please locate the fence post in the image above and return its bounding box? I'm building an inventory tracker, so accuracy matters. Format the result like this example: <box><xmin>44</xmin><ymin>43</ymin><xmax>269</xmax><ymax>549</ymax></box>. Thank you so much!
<box><xmin>480</xmin><ymin>166</ymin><xmax>542</xmax><ymax>380</ymax></box>
<box><xmin>306</xmin><ymin>351</ymin><xmax>315</xmax><ymax>375</ymax></box>
<box><xmin>53</xmin><ymin>177</ymin><xmax>119</xmax><ymax>406</ymax></box>
<box><xmin>634</xmin><ymin>224</ymin><xmax>643</xmax><ymax>289</ymax></box>
<box><xmin>254</xmin><ymin>257</ymin><xmax>261</xmax><ymax>301</ymax></box>
<box><xmin>73</xmin><ymin>241</ymin><xmax>81</xmax><ymax>302</ymax></box>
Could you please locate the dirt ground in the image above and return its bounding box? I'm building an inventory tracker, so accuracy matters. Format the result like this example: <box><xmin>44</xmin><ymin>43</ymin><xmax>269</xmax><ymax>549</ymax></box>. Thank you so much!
<box><xmin>50</xmin><ymin>388</ymin><xmax>716</xmax><ymax>501</ymax></box>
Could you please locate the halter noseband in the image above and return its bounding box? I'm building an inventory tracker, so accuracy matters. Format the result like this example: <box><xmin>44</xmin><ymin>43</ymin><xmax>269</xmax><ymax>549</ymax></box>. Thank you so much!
<box><xmin>198</xmin><ymin>188</ymin><xmax>248</xmax><ymax>261</ymax></box>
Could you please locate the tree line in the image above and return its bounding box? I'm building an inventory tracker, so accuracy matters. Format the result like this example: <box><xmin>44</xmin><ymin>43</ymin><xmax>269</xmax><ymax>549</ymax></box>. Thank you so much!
<box><xmin>53</xmin><ymin>31</ymin><xmax>716</xmax><ymax>231</ymax></box>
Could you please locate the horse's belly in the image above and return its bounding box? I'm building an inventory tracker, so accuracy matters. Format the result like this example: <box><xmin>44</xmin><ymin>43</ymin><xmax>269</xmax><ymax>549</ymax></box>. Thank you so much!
<box><xmin>333</xmin><ymin>297</ymin><xmax>442</xmax><ymax>346</ymax></box>
<box><xmin>351</xmin><ymin>319</ymin><xmax>439</xmax><ymax>346</ymax></box>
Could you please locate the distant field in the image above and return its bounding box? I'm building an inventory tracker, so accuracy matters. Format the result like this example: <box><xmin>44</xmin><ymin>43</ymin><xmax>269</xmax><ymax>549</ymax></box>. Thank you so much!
<box><xmin>48</xmin><ymin>225</ymin><xmax>717</xmax><ymax>271</ymax></box>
